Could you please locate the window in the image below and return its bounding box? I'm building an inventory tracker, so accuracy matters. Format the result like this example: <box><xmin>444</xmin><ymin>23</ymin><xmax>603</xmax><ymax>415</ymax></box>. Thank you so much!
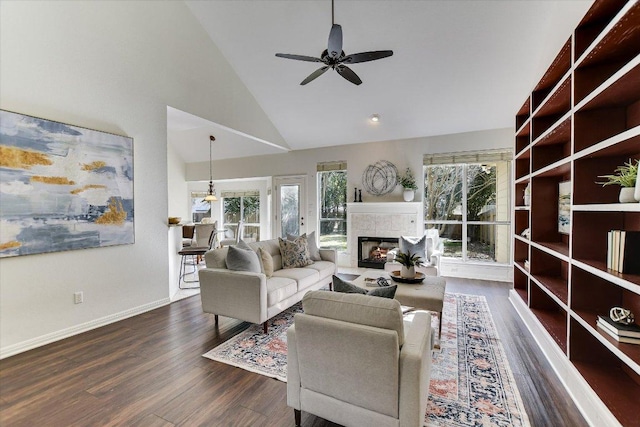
<box><xmin>317</xmin><ymin>162</ymin><xmax>347</xmax><ymax>250</ymax></box>
<box><xmin>190</xmin><ymin>192</ymin><xmax>211</xmax><ymax>223</ymax></box>
<box><xmin>222</xmin><ymin>191</ymin><xmax>260</xmax><ymax>242</ymax></box>
<box><xmin>423</xmin><ymin>150</ymin><xmax>511</xmax><ymax>263</ymax></box>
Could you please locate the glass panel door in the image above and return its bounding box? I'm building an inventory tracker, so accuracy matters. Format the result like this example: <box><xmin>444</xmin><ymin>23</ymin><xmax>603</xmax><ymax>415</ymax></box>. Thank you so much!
<box><xmin>274</xmin><ymin>176</ymin><xmax>306</xmax><ymax>239</ymax></box>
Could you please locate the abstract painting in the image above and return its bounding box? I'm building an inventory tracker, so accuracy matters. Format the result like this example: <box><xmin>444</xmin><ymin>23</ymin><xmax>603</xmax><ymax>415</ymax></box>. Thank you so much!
<box><xmin>0</xmin><ymin>110</ymin><xmax>134</xmax><ymax>257</ymax></box>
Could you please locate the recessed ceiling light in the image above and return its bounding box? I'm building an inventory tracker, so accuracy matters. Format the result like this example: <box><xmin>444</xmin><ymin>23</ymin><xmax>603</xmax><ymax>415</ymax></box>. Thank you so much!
<box><xmin>370</xmin><ymin>114</ymin><xmax>380</xmax><ymax>122</ymax></box>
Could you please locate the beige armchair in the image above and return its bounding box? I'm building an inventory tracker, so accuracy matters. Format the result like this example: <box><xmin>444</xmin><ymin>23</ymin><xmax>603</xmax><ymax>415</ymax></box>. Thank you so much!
<box><xmin>385</xmin><ymin>229</ymin><xmax>443</xmax><ymax>277</ymax></box>
<box><xmin>287</xmin><ymin>291</ymin><xmax>432</xmax><ymax>427</ymax></box>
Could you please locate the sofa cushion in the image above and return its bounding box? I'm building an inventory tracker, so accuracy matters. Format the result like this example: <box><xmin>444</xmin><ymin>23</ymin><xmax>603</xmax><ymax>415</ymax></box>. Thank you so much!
<box><xmin>279</xmin><ymin>237</ymin><xmax>313</xmax><ymax>268</ymax></box>
<box><xmin>332</xmin><ymin>275</ymin><xmax>397</xmax><ymax>299</ymax></box>
<box><xmin>266</xmin><ymin>277</ymin><xmax>297</xmax><ymax>306</ymax></box>
<box><xmin>287</xmin><ymin>231</ymin><xmax>321</xmax><ymax>261</ymax></box>
<box><xmin>258</xmin><ymin>247</ymin><xmax>274</xmax><ymax>278</ymax></box>
<box><xmin>249</xmin><ymin>239</ymin><xmax>283</xmax><ymax>271</ymax></box>
<box><xmin>226</xmin><ymin>240</ymin><xmax>261</xmax><ymax>273</ymax></box>
<box><xmin>302</xmin><ymin>290</ymin><xmax>404</xmax><ymax>346</ymax></box>
<box><xmin>273</xmin><ymin>267</ymin><xmax>319</xmax><ymax>291</ymax></box>
<box><xmin>305</xmin><ymin>260</ymin><xmax>335</xmax><ymax>281</ymax></box>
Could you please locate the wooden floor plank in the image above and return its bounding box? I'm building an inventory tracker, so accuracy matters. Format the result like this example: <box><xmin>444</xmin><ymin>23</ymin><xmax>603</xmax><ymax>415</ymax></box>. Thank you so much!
<box><xmin>0</xmin><ymin>277</ymin><xmax>588</xmax><ymax>427</ymax></box>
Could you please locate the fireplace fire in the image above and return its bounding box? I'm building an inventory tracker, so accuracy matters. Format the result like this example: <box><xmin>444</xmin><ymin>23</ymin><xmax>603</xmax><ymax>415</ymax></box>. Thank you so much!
<box><xmin>357</xmin><ymin>236</ymin><xmax>399</xmax><ymax>269</ymax></box>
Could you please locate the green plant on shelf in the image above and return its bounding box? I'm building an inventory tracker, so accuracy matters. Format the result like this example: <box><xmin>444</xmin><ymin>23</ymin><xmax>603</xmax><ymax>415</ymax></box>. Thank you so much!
<box><xmin>596</xmin><ymin>159</ymin><xmax>638</xmax><ymax>188</ymax></box>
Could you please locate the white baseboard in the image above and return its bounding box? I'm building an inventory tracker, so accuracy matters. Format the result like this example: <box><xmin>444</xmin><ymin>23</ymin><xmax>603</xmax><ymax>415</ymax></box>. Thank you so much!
<box><xmin>0</xmin><ymin>297</ymin><xmax>171</xmax><ymax>360</ymax></box>
<box><xmin>509</xmin><ymin>291</ymin><xmax>621</xmax><ymax>427</ymax></box>
<box><xmin>440</xmin><ymin>260</ymin><xmax>512</xmax><ymax>282</ymax></box>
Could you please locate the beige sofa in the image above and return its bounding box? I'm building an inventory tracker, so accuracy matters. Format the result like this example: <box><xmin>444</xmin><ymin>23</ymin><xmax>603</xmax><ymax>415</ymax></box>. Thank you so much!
<box><xmin>199</xmin><ymin>239</ymin><xmax>336</xmax><ymax>332</ymax></box>
<box><xmin>288</xmin><ymin>291</ymin><xmax>433</xmax><ymax>427</ymax></box>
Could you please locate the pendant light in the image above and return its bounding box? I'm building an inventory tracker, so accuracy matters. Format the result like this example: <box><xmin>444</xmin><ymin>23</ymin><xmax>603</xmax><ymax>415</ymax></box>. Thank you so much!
<box><xmin>204</xmin><ymin>135</ymin><xmax>217</xmax><ymax>202</ymax></box>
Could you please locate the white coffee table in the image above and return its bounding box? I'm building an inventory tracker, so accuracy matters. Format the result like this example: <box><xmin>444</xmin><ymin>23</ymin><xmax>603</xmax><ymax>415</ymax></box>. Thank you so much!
<box><xmin>352</xmin><ymin>271</ymin><xmax>446</xmax><ymax>345</ymax></box>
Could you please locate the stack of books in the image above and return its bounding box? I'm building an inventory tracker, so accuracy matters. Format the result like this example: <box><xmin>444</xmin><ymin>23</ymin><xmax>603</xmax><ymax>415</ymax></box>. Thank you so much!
<box><xmin>606</xmin><ymin>230</ymin><xmax>640</xmax><ymax>274</ymax></box>
<box><xmin>597</xmin><ymin>315</ymin><xmax>640</xmax><ymax>344</ymax></box>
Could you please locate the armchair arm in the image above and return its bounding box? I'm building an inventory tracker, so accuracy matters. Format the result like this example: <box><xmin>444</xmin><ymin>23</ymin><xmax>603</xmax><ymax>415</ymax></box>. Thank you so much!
<box><xmin>286</xmin><ymin>324</ymin><xmax>302</xmax><ymax>410</ymax></box>
<box><xmin>399</xmin><ymin>311</ymin><xmax>432</xmax><ymax>427</ymax></box>
<box><xmin>386</xmin><ymin>247</ymin><xmax>399</xmax><ymax>262</ymax></box>
<box><xmin>198</xmin><ymin>268</ymin><xmax>268</xmax><ymax>324</ymax></box>
<box><xmin>319</xmin><ymin>248</ymin><xmax>337</xmax><ymax>263</ymax></box>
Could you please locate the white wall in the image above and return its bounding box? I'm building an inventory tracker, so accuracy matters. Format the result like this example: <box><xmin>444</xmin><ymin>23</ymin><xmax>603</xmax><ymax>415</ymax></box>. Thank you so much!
<box><xmin>0</xmin><ymin>0</ymin><xmax>284</xmax><ymax>357</ymax></box>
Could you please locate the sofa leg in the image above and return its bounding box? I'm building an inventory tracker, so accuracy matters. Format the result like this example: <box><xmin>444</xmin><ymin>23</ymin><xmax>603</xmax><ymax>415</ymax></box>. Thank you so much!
<box><xmin>263</xmin><ymin>321</ymin><xmax>268</xmax><ymax>334</ymax></box>
<box><xmin>214</xmin><ymin>314</ymin><xmax>219</xmax><ymax>324</ymax></box>
<box><xmin>294</xmin><ymin>409</ymin><xmax>301</xmax><ymax>426</ymax></box>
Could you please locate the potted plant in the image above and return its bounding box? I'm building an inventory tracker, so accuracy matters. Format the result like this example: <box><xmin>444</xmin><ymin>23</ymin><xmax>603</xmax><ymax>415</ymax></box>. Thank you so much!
<box><xmin>395</xmin><ymin>250</ymin><xmax>422</xmax><ymax>278</ymax></box>
<box><xmin>596</xmin><ymin>159</ymin><xmax>639</xmax><ymax>203</ymax></box>
<box><xmin>398</xmin><ymin>167</ymin><xmax>418</xmax><ymax>202</ymax></box>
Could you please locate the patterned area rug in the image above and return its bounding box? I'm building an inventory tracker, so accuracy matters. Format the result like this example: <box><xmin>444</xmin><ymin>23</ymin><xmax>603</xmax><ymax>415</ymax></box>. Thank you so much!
<box><xmin>203</xmin><ymin>293</ymin><xmax>530</xmax><ymax>427</ymax></box>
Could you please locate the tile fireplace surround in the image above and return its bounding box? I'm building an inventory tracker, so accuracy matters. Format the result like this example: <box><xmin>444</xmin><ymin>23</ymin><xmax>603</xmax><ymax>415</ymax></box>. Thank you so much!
<box><xmin>346</xmin><ymin>202</ymin><xmax>423</xmax><ymax>268</ymax></box>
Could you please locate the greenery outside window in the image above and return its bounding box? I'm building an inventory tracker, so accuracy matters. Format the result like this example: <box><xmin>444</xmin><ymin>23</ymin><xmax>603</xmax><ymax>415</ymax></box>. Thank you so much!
<box><xmin>317</xmin><ymin>162</ymin><xmax>347</xmax><ymax>250</ymax></box>
<box><xmin>424</xmin><ymin>150</ymin><xmax>511</xmax><ymax>263</ymax></box>
<box><xmin>222</xmin><ymin>191</ymin><xmax>260</xmax><ymax>242</ymax></box>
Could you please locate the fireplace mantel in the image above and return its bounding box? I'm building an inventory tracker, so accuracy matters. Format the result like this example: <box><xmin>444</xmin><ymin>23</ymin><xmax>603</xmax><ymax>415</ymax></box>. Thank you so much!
<box><xmin>346</xmin><ymin>202</ymin><xmax>423</xmax><ymax>267</ymax></box>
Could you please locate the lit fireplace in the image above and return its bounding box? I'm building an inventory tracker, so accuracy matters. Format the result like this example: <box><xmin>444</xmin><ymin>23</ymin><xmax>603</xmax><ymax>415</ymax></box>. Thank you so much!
<box><xmin>357</xmin><ymin>236</ymin><xmax>399</xmax><ymax>269</ymax></box>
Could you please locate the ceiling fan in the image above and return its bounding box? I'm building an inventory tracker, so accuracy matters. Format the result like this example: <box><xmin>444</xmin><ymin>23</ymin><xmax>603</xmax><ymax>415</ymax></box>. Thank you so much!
<box><xmin>275</xmin><ymin>0</ymin><xmax>393</xmax><ymax>86</ymax></box>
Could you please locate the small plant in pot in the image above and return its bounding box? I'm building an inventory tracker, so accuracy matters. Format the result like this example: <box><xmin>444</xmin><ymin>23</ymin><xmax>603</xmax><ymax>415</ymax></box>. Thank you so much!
<box><xmin>395</xmin><ymin>250</ymin><xmax>423</xmax><ymax>278</ymax></box>
<box><xmin>399</xmin><ymin>167</ymin><xmax>418</xmax><ymax>202</ymax></box>
<box><xmin>596</xmin><ymin>159</ymin><xmax>639</xmax><ymax>203</ymax></box>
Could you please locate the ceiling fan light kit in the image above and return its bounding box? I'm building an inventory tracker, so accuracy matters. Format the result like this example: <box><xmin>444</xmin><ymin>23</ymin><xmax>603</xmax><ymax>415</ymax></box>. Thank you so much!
<box><xmin>275</xmin><ymin>0</ymin><xmax>393</xmax><ymax>86</ymax></box>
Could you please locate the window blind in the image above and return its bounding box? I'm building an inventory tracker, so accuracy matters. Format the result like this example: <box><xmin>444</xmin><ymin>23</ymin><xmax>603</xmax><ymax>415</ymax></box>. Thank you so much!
<box><xmin>220</xmin><ymin>190</ymin><xmax>259</xmax><ymax>198</ymax></box>
<box><xmin>423</xmin><ymin>149</ymin><xmax>512</xmax><ymax>165</ymax></box>
<box><xmin>317</xmin><ymin>161</ymin><xmax>347</xmax><ymax>172</ymax></box>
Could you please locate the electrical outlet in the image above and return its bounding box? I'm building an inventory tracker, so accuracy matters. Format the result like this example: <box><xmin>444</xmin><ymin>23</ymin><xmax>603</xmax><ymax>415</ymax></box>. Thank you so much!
<box><xmin>74</xmin><ymin>292</ymin><xmax>83</xmax><ymax>304</ymax></box>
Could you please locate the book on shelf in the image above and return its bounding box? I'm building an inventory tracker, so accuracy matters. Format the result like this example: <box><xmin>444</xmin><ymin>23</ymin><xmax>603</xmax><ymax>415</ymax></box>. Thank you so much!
<box><xmin>596</xmin><ymin>315</ymin><xmax>640</xmax><ymax>338</ymax></box>
<box><xmin>606</xmin><ymin>230</ymin><xmax>640</xmax><ymax>274</ymax></box>
<box><xmin>597</xmin><ymin>323</ymin><xmax>640</xmax><ymax>344</ymax></box>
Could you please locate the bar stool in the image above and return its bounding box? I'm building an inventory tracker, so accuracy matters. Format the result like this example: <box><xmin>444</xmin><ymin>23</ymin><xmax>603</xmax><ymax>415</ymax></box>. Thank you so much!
<box><xmin>178</xmin><ymin>228</ymin><xmax>215</xmax><ymax>289</ymax></box>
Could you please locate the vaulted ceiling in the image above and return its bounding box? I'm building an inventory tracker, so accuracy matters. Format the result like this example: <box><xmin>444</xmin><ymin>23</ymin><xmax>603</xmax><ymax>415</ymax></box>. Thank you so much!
<box><xmin>169</xmin><ymin>0</ymin><xmax>592</xmax><ymax>161</ymax></box>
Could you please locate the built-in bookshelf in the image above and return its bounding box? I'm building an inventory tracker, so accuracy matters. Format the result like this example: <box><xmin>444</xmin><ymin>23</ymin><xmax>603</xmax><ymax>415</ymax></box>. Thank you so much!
<box><xmin>511</xmin><ymin>1</ymin><xmax>640</xmax><ymax>426</ymax></box>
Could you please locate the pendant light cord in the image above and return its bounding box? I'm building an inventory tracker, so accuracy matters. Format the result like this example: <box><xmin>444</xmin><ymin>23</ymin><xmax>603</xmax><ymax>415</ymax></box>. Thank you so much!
<box><xmin>331</xmin><ymin>0</ymin><xmax>334</xmax><ymax>25</ymax></box>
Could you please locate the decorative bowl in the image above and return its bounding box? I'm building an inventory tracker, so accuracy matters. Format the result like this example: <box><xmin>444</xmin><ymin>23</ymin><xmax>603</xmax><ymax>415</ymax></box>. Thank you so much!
<box><xmin>168</xmin><ymin>217</ymin><xmax>181</xmax><ymax>225</ymax></box>
<box><xmin>389</xmin><ymin>270</ymin><xmax>426</xmax><ymax>284</ymax></box>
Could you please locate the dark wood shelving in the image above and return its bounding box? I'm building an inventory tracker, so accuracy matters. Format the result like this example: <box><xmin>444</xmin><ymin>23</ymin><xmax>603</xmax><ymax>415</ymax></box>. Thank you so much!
<box><xmin>532</xmin><ymin>39</ymin><xmax>571</xmax><ymax>112</ymax></box>
<box><xmin>574</xmin><ymin>63</ymin><xmax>640</xmax><ymax>152</ymax></box>
<box><xmin>573</xmin><ymin>306</ymin><xmax>640</xmax><ymax>367</ymax></box>
<box><xmin>575</xmin><ymin>2</ymin><xmax>640</xmax><ymax>103</ymax></box>
<box><xmin>532</xmin><ymin>77</ymin><xmax>571</xmax><ymax>140</ymax></box>
<box><xmin>514</xmin><ymin>266</ymin><xmax>529</xmax><ymax>304</ymax></box>
<box><xmin>533</xmin><ymin>274</ymin><xmax>568</xmax><ymax>304</ymax></box>
<box><xmin>575</xmin><ymin>0</ymin><xmax>630</xmax><ymax>59</ymax></box>
<box><xmin>516</xmin><ymin>98</ymin><xmax>531</xmax><ymax>133</ymax></box>
<box><xmin>514</xmin><ymin>210</ymin><xmax>529</xmax><ymax>236</ymax></box>
<box><xmin>570</xmin><ymin>318</ymin><xmax>640</xmax><ymax>427</ymax></box>
<box><xmin>515</xmin><ymin>153</ymin><xmax>530</xmax><ymax>180</ymax></box>
<box><xmin>513</xmin><ymin>2</ymin><xmax>639</xmax><ymax>423</ymax></box>
<box><xmin>530</xmin><ymin>289</ymin><xmax>568</xmax><ymax>352</ymax></box>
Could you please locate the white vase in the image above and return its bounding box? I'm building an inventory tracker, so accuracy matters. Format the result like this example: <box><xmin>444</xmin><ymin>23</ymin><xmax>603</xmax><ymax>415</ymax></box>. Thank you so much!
<box><xmin>403</xmin><ymin>189</ymin><xmax>415</xmax><ymax>202</ymax></box>
<box><xmin>635</xmin><ymin>177</ymin><xmax>640</xmax><ymax>202</ymax></box>
<box><xmin>400</xmin><ymin>265</ymin><xmax>415</xmax><ymax>278</ymax></box>
<box><xmin>619</xmin><ymin>187</ymin><xmax>635</xmax><ymax>203</ymax></box>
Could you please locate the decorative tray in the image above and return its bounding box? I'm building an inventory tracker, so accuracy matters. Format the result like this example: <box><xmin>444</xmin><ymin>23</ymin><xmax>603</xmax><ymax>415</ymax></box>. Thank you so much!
<box><xmin>389</xmin><ymin>271</ymin><xmax>425</xmax><ymax>284</ymax></box>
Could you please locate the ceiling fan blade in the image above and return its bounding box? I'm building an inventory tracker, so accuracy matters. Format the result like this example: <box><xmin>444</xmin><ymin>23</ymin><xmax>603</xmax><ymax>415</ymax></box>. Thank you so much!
<box><xmin>328</xmin><ymin>24</ymin><xmax>343</xmax><ymax>59</ymax></box>
<box><xmin>336</xmin><ymin>65</ymin><xmax>362</xmax><ymax>86</ymax></box>
<box><xmin>275</xmin><ymin>53</ymin><xmax>324</xmax><ymax>63</ymax></box>
<box><xmin>300</xmin><ymin>66</ymin><xmax>330</xmax><ymax>85</ymax></box>
<box><xmin>342</xmin><ymin>50</ymin><xmax>394</xmax><ymax>64</ymax></box>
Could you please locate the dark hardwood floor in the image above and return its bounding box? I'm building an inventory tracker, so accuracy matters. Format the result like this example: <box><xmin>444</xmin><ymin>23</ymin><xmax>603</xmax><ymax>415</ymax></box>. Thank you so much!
<box><xmin>0</xmin><ymin>276</ymin><xmax>588</xmax><ymax>427</ymax></box>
